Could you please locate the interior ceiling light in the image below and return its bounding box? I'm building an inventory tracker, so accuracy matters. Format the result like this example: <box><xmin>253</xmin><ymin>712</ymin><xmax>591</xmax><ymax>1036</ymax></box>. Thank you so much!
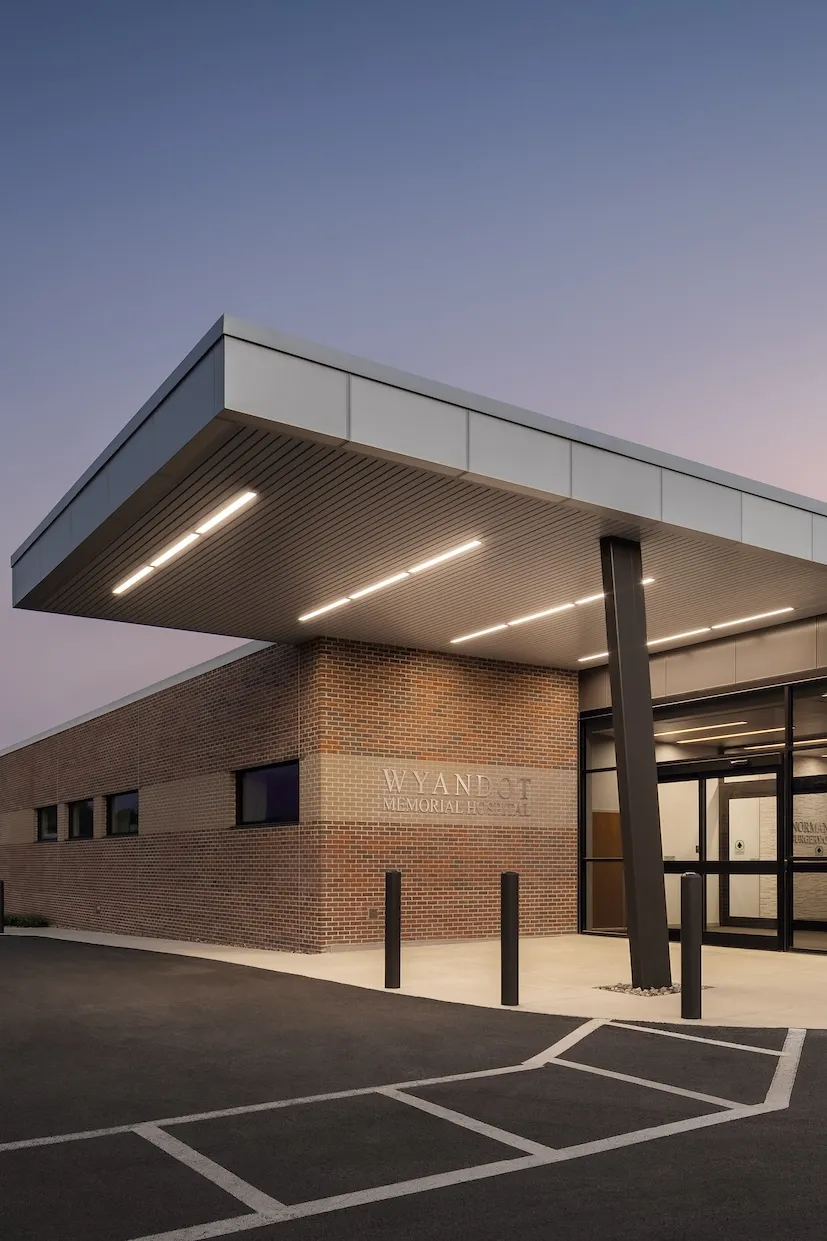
<box><xmin>112</xmin><ymin>489</ymin><xmax>258</xmax><ymax>596</ymax></box>
<box><xmin>655</xmin><ymin>721</ymin><xmax>748</xmax><ymax>737</ymax></box>
<box><xmin>579</xmin><ymin>604</ymin><xmax>794</xmax><ymax>663</ymax></box>
<box><xmin>451</xmin><ymin>578</ymin><xmax>654</xmax><ymax>644</ymax></box>
<box><xmin>677</xmin><ymin>726</ymin><xmax>785</xmax><ymax>745</ymax></box>
<box><xmin>299</xmin><ymin>539</ymin><xmax>483</xmax><ymax>624</ymax></box>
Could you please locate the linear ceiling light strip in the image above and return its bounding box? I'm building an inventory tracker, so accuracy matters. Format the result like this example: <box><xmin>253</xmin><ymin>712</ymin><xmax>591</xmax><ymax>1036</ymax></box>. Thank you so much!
<box><xmin>578</xmin><ymin>606</ymin><xmax>794</xmax><ymax>663</ymax></box>
<box><xmin>676</xmin><ymin>726</ymin><xmax>785</xmax><ymax>745</ymax></box>
<box><xmin>298</xmin><ymin>539</ymin><xmax>483</xmax><ymax>623</ymax></box>
<box><xmin>112</xmin><ymin>490</ymin><xmax>258</xmax><ymax>596</ymax></box>
<box><xmin>451</xmin><ymin>578</ymin><xmax>655</xmax><ymax>645</ymax></box>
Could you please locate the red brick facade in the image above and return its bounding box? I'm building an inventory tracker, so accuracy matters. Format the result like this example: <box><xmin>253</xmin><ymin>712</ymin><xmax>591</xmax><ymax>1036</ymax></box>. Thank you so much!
<box><xmin>0</xmin><ymin>639</ymin><xmax>579</xmax><ymax>952</ymax></box>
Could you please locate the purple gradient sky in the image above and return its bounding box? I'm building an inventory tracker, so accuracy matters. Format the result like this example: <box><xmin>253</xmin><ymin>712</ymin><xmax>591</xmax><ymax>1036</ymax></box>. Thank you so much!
<box><xmin>2</xmin><ymin>1</ymin><xmax>827</xmax><ymax>747</ymax></box>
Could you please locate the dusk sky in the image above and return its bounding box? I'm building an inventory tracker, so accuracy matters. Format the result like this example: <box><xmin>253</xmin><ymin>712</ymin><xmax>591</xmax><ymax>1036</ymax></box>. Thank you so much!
<box><xmin>1</xmin><ymin>1</ymin><xmax>827</xmax><ymax>747</ymax></box>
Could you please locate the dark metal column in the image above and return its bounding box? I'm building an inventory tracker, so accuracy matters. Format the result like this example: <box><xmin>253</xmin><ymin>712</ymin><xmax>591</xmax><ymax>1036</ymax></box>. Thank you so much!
<box><xmin>600</xmin><ymin>536</ymin><xmax>672</xmax><ymax>988</ymax></box>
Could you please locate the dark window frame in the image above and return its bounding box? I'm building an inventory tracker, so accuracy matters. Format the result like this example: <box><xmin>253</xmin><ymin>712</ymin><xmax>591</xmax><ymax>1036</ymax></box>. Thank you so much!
<box><xmin>68</xmin><ymin>797</ymin><xmax>95</xmax><ymax>840</ymax></box>
<box><xmin>36</xmin><ymin>804</ymin><xmax>58</xmax><ymax>842</ymax></box>
<box><xmin>106</xmin><ymin>790</ymin><xmax>139</xmax><ymax>837</ymax></box>
<box><xmin>235</xmin><ymin>759</ymin><xmax>300</xmax><ymax>828</ymax></box>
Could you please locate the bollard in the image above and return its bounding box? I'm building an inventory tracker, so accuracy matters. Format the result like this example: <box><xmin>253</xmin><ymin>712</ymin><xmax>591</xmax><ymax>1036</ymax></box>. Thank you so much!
<box><xmin>384</xmin><ymin>870</ymin><xmax>401</xmax><ymax>989</ymax></box>
<box><xmin>0</xmin><ymin>879</ymin><xmax>4</xmax><ymax>934</ymax></box>
<box><xmin>680</xmin><ymin>872</ymin><xmax>702</xmax><ymax>1019</ymax></box>
<box><xmin>500</xmin><ymin>871</ymin><xmax>519</xmax><ymax>1006</ymax></box>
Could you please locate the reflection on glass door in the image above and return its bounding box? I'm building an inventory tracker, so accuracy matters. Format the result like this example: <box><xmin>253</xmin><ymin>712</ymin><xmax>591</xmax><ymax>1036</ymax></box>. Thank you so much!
<box><xmin>792</xmin><ymin>775</ymin><xmax>827</xmax><ymax>951</ymax></box>
<box><xmin>658</xmin><ymin>779</ymin><xmax>700</xmax><ymax>929</ymax></box>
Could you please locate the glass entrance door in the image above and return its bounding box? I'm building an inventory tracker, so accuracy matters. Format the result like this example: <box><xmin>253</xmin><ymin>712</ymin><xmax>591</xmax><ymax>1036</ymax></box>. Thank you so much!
<box><xmin>791</xmin><ymin>773</ymin><xmax>827</xmax><ymax>952</ymax></box>
<box><xmin>658</xmin><ymin>760</ymin><xmax>781</xmax><ymax>950</ymax></box>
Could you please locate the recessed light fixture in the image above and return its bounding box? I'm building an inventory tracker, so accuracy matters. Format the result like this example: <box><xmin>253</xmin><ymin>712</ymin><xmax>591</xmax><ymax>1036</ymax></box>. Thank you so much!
<box><xmin>647</xmin><ymin>627</ymin><xmax>711</xmax><ymax>647</ymax></box>
<box><xmin>150</xmin><ymin>532</ymin><xmax>200</xmax><ymax>568</ymax></box>
<box><xmin>112</xmin><ymin>489</ymin><xmax>258</xmax><ymax>596</ymax></box>
<box><xmin>655</xmin><ymin>721</ymin><xmax>748</xmax><ymax>738</ymax></box>
<box><xmin>711</xmin><ymin>607</ymin><xmax>794</xmax><ymax>630</ymax></box>
<box><xmin>195</xmin><ymin>490</ymin><xmax>258</xmax><ymax>535</ymax></box>
<box><xmin>112</xmin><ymin>565</ymin><xmax>155</xmax><ymax>595</ymax></box>
<box><xmin>508</xmin><ymin>603</ymin><xmax>576</xmax><ymax>627</ymax></box>
<box><xmin>349</xmin><ymin>572</ymin><xmax>411</xmax><ymax>600</ymax></box>
<box><xmin>678</xmin><ymin>726</ymin><xmax>785</xmax><ymax>745</ymax></box>
<box><xmin>578</xmin><ymin>604</ymin><xmax>794</xmax><ymax>663</ymax></box>
<box><xmin>408</xmin><ymin>540</ymin><xmax>482</xmax><ymax>574</ymax></box>
<box><xmin>451</xmin><ymin>624</ymin><xmax>508</xmax><ymax>644</ymax></box>
<box><xmin>298</xmin><ymin>598</ymin><xmax>351</xmax><ymax>622</ymax></box>
<box><xmin>449</xmin><ymin>578</ymin><xmax>654</xmax><ymax>644</ymax></box>
<box><xmin>299</xmin><ymin>539</ymin><xmax>483</xmax><ymax>623</ymax></box>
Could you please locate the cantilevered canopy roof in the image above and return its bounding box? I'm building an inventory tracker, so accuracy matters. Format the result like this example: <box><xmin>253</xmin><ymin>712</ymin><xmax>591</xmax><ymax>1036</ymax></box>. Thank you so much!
<box><xmin>12</xmin><ymin>315</ymin><xmax>827</xmax><ymax>671</ymax></box>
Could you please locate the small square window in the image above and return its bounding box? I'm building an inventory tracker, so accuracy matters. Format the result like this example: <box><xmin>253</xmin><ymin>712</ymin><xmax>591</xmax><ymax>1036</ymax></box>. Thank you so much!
<box><xmin>68</xmin><ymin>798</ymin><xmax>94</xmax><ymax>840</ymax></box>
<box><xmin>107</xmin><ymin>791</ymin><xmax>139</xmax><ymax>836</ymax></box>
<box><xmin>236</xmin><ymin>761</ymin><xmax>299</xmax><ymax>827</ymax></box>
<box><xmin>36</xmin><ymin>805</ymin><xmax>58</xmax><ymax>842</ymax></box>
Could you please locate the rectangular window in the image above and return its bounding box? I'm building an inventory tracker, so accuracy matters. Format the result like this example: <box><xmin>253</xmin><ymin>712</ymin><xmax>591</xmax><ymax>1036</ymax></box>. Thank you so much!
<box><xmin>36</xmin><ymin>805</ymin><xmax>58</xmax><ymax>841</ymax></box>
<box><xmin>68</xmin><ymin>798</ymin><xmax>94</xmax><ymax>840</ymax></box>
<box><xmin>107</xmin><ymin>791</ymin><xmax>139</xmax><ymax>836</ymax></box>
<box><xmin>236</xmin><ymin>761</ymin><xmax>299</xmax><ymax>827</ymax></box>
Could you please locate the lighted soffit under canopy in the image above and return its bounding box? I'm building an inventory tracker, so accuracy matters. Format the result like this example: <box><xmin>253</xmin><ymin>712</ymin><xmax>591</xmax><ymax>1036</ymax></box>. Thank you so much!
<box><xmin>11</xmin><ymin>315</ymin><xmax>827</xmax><ymax>672</ymax></box>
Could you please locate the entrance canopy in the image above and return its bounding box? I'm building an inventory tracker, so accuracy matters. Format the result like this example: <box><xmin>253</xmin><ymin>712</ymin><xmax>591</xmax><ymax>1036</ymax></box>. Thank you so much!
<box><xmin>12</xmin><ymin>315</ymin><xmax>827</xmax><ymax>669</ymax></box>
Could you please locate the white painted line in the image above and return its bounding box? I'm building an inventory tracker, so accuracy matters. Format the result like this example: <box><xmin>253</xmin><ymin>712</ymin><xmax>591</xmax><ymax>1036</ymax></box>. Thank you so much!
<box><xmin>548</xmin><ymin>1055</ymin><xmax>741</xmax><ymax>1109</ymax></box>
<box><xmin>278</xmin><ymin>1153</ymin><xmax>547</xmax><ymax>1221</ymax></box>
<box><xmin>0</xmin><ymin>1121</ymin><xmax>137</xmax><ymax>1153</ymax></box>
<box><xmin>0</xmin><ymin>1022</ymin><xmax>795</xmax><ymax>1159</ymax></box>
<box><xmin>28</xmin><ymin>1026</ymin><xmax>808</xmax><ymax>1241</ymax></box>
<box><xmin>254</xmin><ymin>1098</ymin><xmax>784</xmax><ymax>1226</ymax></box>
<box><xmin>379</xmin><ymin>1087</ymin><xmax>554</xmax><ymax>1157</ymax></box>
<box><xmin>609</xmin><ymin>1022</ymin><xmax>784</xmax><ymax>1057</ymax></box>
<box><xmin>134</xmin><ymin>1125</ymin><xmax>287</xmax><ymax>1221</ymax></box>
<box><xmin>764</xmin><ymin>1028</ymin><xmax>806</xmax><ymax>1109</ymax></box>
<box><xmin>546</xmin><ymin>1101</ymin><xmax>764</xmax><ymax>1164</ymax></box>
<box><xmin>396</xmin><ymin>1064</ymin><xmax>530</xmax><ymax>1090</ymax></box>
<box><xmin>126</xmin><ymin>1214</ymin><xmax>269</xmax><ymax>1241</ymax></box>
<box><xmin>0</xmin><ymin>1066</ymin><xmax>528</xmax><ymax>1153</ymax></box>
<box><xmin>521</xmin><ymin>1018</ymin><xmax>605</xmax><ymax>1067</ymax></box>
<box><xmin>159</xmin><ymin>1085</ymin><xmax>379</xmax><ymax>1128</ymax></box>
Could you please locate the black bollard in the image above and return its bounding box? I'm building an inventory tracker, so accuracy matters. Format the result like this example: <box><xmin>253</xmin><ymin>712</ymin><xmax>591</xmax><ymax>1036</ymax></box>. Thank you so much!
<box><xmin>384</xmin><ymin>870</ymin><xmax>401</xmax><ymax>989</ymax></box>
<box><xmin>500</xmin><ymin>871</ymin><xmax>519</xmax><ymax>1006</ymax></box>
<box><xmin>0</xmin><ymin>879</ymin><xmax>4</xmax><ymax>934</ymax></box>
<box><xmin>681</xmin><ymin>872</ymin><xmax>702</xmax><ymax>1020</ymax></box>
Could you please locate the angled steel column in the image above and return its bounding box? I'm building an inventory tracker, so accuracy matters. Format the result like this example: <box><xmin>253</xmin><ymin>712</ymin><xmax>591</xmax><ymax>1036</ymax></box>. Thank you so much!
<box><xmin>600</xmin><ymin>536</ymin><xmax>671</xmax><ymax>989</ymax></box>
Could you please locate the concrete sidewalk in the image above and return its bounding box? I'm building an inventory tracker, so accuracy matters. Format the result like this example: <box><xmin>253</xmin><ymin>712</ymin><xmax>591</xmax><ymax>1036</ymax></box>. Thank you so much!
<box><xmin>12</xmin><ymin>927</ymin><xmax>827</xmax><ymax>1028</ymax></box>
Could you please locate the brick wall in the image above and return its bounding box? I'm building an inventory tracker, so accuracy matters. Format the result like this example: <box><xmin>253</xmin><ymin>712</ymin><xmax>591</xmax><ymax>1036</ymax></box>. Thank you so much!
<box><xmin>0</xmin><ymin>638</ymin><xmax>579</xmax><ymax>951</ymax></box>
<box><xmin>303</xmin><ymin>639</ymin><xmax>579</xmax><ymax>946</ymax></box>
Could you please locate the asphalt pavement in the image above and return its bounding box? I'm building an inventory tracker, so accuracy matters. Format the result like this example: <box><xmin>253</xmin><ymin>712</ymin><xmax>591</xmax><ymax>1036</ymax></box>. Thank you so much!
<box><xmin>0</xmin><ymin>935</ymin><xmax>818</xmax><ymax>1241</ymax></box>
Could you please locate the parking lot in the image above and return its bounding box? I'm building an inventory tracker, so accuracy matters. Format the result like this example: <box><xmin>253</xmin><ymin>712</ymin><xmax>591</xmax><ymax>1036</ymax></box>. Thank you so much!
<box><xmin>0</xmin><ymin>935</ymin><xmax>819</xmax><ymax>1241</ymax></box>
